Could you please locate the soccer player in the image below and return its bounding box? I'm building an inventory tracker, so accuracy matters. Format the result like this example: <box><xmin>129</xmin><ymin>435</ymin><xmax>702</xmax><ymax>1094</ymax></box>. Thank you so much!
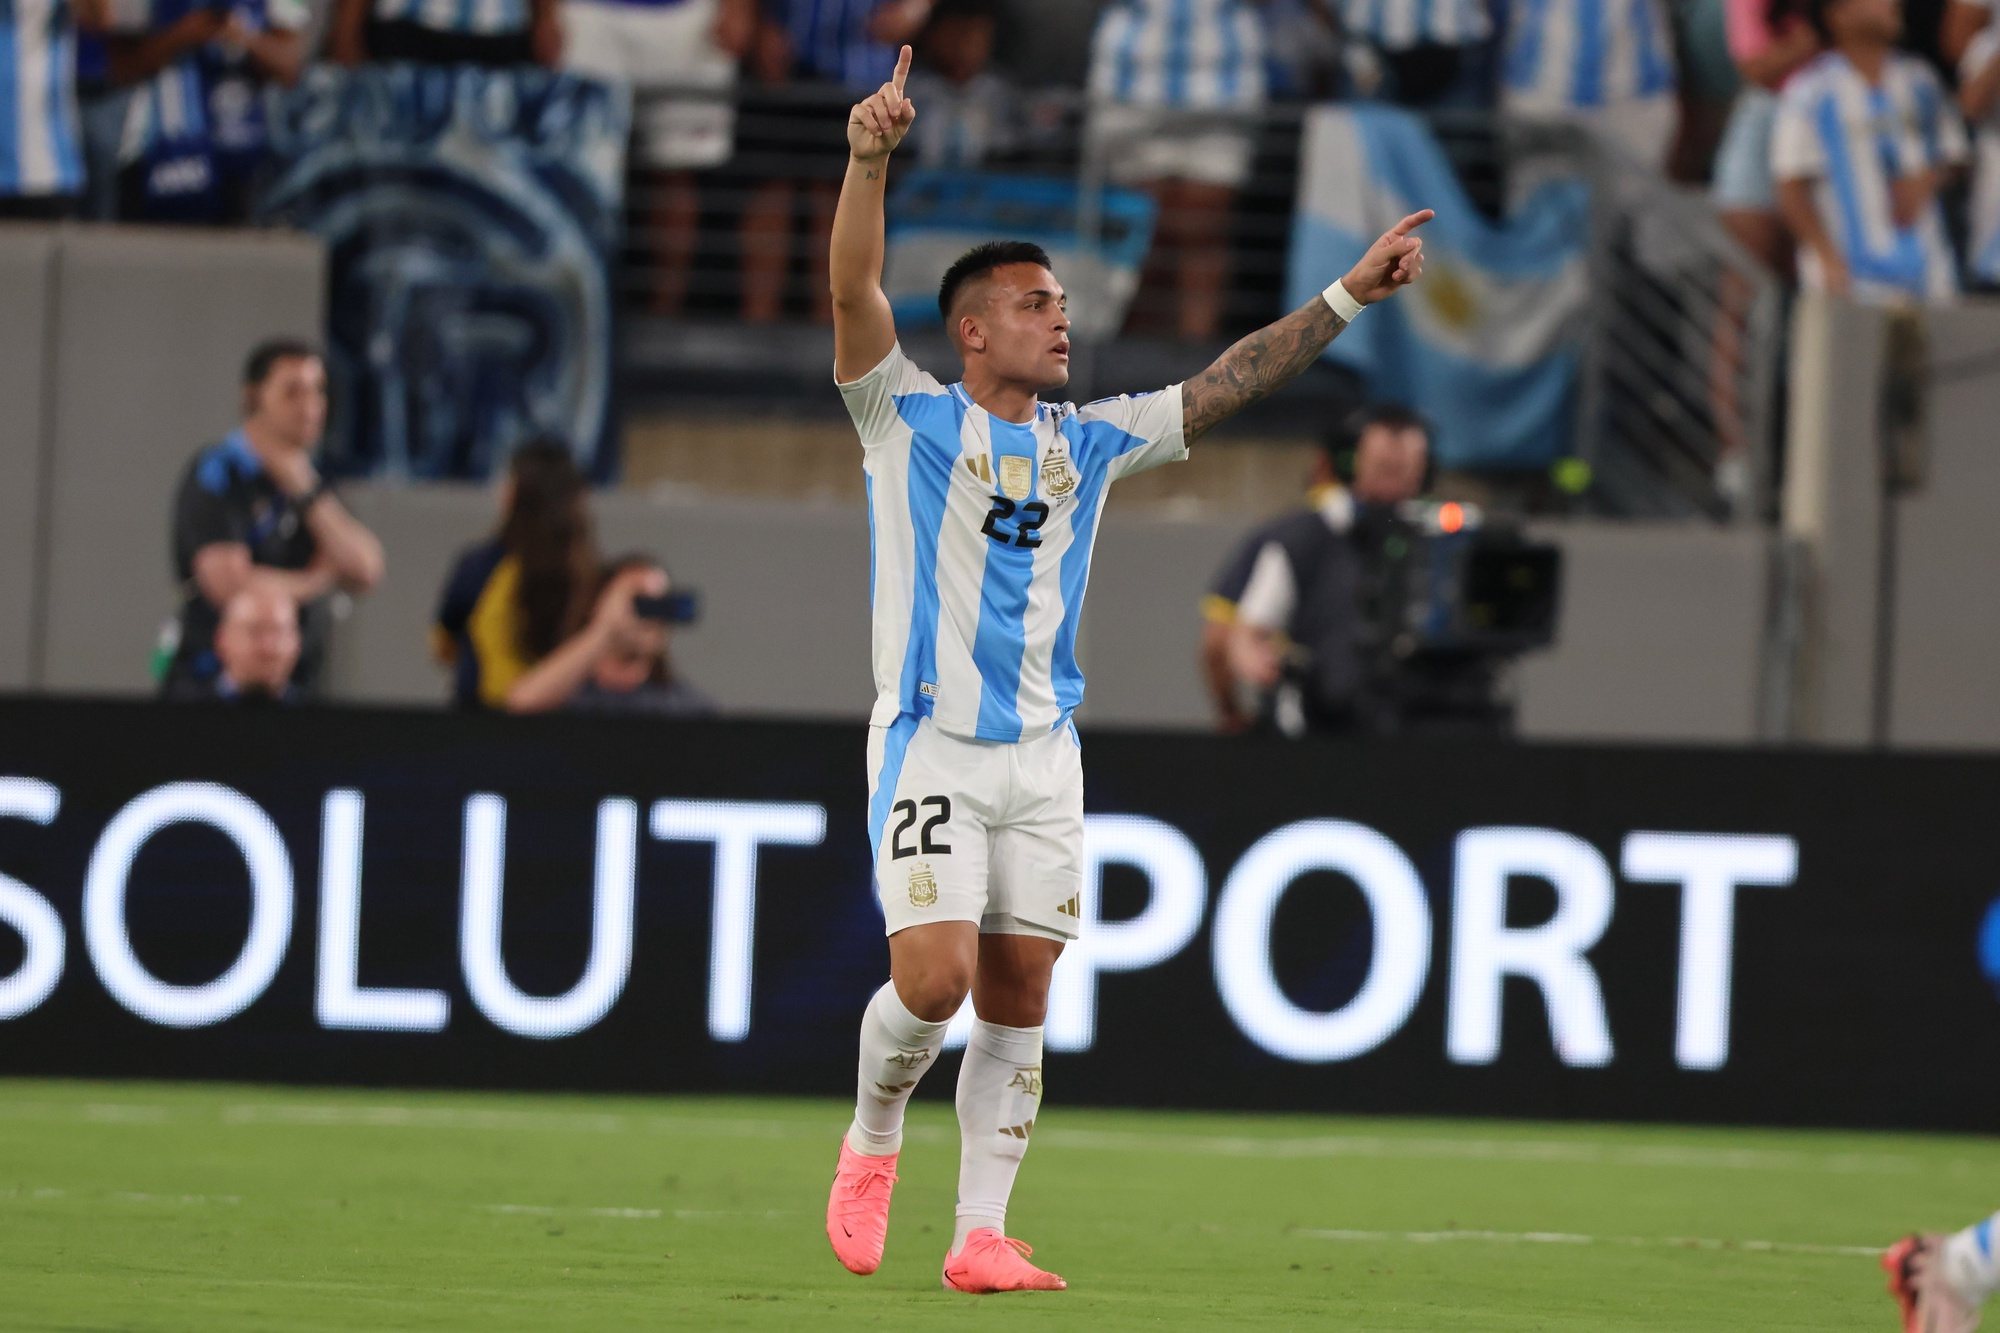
<box><xmin>1886</xmin><ymin>1215</ymin><xmax>1999</xmax><ymax>1332</ymax></box>
<box><xmin>822</xmin><ymin>43</ymin><xmax>1429</xmax><ymax>1294</ymax></box>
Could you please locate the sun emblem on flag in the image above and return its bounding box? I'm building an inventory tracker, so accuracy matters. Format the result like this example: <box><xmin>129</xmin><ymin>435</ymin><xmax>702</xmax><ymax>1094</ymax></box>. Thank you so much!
<box><xmin>908</xmin><ymin>861</ymin><xmax>938</xmax><ymax>908</ymax></box>
<box><xmin>1040</xmin><ymin>451</ymin><xmax>1077</xmax><ymax>500</ymax></box>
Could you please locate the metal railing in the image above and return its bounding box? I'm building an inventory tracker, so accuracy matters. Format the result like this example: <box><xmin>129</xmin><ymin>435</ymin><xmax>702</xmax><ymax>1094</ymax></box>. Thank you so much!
<box><xmin>620</xmin><ymin>81</ymin><xmax>1784</xmax><ymax>523</ymax></box>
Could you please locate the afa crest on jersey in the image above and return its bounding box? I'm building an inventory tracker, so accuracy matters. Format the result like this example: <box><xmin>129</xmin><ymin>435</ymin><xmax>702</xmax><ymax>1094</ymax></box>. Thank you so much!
<box><xmin>1041</xmin><ymin>451</ymin><xmax>1078</xmax><ymax>500</ymax></box>
<box><xmin>908</xmin><ymin>861</ymin><xmax>938</xmax><ymax>907</ymax></box>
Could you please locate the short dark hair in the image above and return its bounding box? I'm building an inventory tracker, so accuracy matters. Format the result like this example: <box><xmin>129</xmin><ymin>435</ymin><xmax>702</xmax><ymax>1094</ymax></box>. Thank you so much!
<box><xmin>242</xmin><ymin>337</ymin><xmax>320</xmax><ymax>387</ymax></box>
<box><xmin>937</xmin><ymin>241</ymin><xmax>1054</xmax><ymax>321</ymax></box>
<box><xmin>1323</xmin><ymin>403</ymin><xmax>1430</xmax><ymax>465</ymax></box>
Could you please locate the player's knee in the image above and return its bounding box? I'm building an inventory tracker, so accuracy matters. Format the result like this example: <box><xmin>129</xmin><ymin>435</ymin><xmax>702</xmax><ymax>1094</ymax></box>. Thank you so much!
<box><xmin>893</xmin><ymin>964</ymin><xmax>972</xmax><ymax>1023</ymax></box>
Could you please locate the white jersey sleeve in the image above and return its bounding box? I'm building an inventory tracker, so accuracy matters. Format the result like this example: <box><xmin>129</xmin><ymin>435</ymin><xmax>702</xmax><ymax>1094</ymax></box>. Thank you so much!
<box><xmin>1074</xmin><ymin>384</ymin><xmax>1189</xmax><ymax>482</ymax></box>
<box><xmin>1770</xmin><ymin>79</ymin><xmax>1824</xmax><ymax>182</ymax></box>
<box><xmin>837</xmin><ymin>345</ymin><xmax>946</xmax><ymax>448</ymax></box>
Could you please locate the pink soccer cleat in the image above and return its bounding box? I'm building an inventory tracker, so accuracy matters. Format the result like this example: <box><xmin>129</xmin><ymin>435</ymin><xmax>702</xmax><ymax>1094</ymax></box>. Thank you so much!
<box><xmin>941</xmin><ymin>1228</ymin><xmax>1068</xmax><ymax>1293</ymax></box>
<box><xmin>1885</xmin><ymin>1234</ymin><xmax>1984</xmax><ymax>1333</ymax></box>
<box><xmin>826</xmin><ymin>1141</ymin><xmax>899</xmax><ymax>1275</ymax></box>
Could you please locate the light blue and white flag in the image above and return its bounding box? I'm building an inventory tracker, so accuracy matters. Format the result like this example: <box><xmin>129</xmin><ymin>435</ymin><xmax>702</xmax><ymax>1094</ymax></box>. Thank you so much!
<box><xmin>1286</xmin><ymin>104</ymin><xmax>1589</xmax><ymax>470</ymax></box>
<box><xmin>883</xmin><ymin>170</ymin><xmax>1156</xmax><ymax>341</ymax></box>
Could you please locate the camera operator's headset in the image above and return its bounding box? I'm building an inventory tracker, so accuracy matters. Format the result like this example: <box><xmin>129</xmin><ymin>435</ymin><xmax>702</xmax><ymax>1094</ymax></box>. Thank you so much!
<box><xmin>1324</xmin><ymin>405</ymin><xmax>1437</xmax><ymax>495</ymax></box>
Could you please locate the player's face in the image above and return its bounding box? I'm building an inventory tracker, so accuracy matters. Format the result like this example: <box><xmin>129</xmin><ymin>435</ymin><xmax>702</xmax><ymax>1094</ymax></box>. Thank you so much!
<box><xmin>978</xmin><ymin>264</ymin><xmax>1071</xmax><ymax>390</ymax></box>
<box><xmin>1351</xmin><ymin>426</ymin><xmax>1429</xmax><ymax>504</ymax></box>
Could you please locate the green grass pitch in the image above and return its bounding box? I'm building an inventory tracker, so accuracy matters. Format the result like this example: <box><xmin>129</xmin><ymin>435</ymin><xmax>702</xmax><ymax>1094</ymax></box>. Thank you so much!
<box><xmin>2</xmin><ymin>1078</ymin><xmax>1993</xmax><ymax>1330</ymax></box>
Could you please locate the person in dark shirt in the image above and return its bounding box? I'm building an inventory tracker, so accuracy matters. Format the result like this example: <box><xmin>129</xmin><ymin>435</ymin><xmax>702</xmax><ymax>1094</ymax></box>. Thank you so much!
<box><xmin>165</xmin><ymin>578</ymin><xmax>303</xmax><ymax>703</ymax></box>
<box><xmin>1223</xmin><ymin>404</ymin><xmax>1433</xmax><ymax>735</ymax></box>
<box><xmin>164</xmin><ymin>338</ymin><xmax>385</xmax><ymax>697</ymax></box>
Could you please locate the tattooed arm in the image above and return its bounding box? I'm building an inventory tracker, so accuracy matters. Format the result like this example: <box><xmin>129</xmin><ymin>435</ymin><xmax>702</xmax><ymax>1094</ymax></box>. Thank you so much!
<box><xmin>1181</xmin><ymin>209</ymin><xmax>1434</xmax><ymax>442</ymax></box>
<box><xmin>832</xmin><ymin>45</ymin><xmax>917</xmax><ymax>383</ymax></box>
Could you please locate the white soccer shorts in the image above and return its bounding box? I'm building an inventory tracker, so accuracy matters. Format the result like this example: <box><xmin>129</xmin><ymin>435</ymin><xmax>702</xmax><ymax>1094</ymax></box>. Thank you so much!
<box><xmin>865</xmin><ymin>714</ymin><xmax>1084</xmax><ymax>941</ymax></box>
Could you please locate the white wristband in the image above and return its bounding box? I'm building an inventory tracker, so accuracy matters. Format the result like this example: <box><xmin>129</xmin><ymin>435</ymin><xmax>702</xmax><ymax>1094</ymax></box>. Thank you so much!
<box><xmin>1321</xmin><ymin>280</ymin><xmax>1365</xmax><ymax>322</ymax></box>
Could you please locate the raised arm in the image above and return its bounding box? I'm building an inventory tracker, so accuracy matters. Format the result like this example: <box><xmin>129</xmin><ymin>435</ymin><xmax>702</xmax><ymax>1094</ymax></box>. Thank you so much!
<box><xmin>1182</xmin><ymin>210</ymin><xmax>1432</xmax><ymax>442</ymax></box>
<box><xmin>831</xmin><ymin>45</ymin><xmax>918</xmax><ymax>383</ymax></box>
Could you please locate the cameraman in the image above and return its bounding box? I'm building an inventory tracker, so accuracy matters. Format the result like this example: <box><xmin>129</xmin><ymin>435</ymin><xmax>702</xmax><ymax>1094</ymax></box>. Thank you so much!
<box><xmin>504</xmin><ymin>554</ymin><xmax>715</xmax><ymax>716</ymax></box>
<box><xmin>1225</xmin><ymin>403</ymin><xmax>1444</xmax><ymax>736</ymax></box>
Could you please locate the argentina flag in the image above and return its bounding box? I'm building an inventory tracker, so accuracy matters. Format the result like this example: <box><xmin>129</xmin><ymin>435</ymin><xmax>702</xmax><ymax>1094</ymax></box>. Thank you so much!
<box><xmin>1286</xmin><ymin>105</ymin><xmax>1589</xmax><ymax>469</ymax></box>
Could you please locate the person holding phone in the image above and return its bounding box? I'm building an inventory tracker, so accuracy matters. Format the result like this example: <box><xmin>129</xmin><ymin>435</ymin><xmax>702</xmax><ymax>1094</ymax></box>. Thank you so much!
<box><xmin>503</xmin><ymin>554</ymin><xmax>714</xmax><ymax>716</ymax></box>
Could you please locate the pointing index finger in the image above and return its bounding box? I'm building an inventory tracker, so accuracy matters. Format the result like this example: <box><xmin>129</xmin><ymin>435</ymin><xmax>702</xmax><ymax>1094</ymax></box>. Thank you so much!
<box><xmin>1391</xmin><ymin>209</ymin><xmax>1436</xmax><ymax>236</ymax></box>
<box><xmin>892</xmin><ymin>44</ymin><xmax>913</xmax><ymax>94</ymax></box>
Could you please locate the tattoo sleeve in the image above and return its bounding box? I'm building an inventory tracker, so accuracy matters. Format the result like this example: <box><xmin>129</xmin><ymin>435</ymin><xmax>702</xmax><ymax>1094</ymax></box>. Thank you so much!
<box><xmin>1180</xmin><ymin>297</ymin><xmax>1349</xmax><ymax>441</ymax></box>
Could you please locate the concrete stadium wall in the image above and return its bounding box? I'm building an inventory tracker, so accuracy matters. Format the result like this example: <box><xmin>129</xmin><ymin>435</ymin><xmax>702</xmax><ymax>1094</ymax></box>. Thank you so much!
<box><xmin>329</xmin><ymin>484</ymin><xmax>1776</xmax><ymax>744</ymax></box>
<box><xmin>1783</xmin><ymin>295</ymin><xmax>2000</xmax><ymax>750</ymax></box>
<box><xmin>1888</xmin><ymin>305</ymin><xmax>2000</xmax><ymax>749</ymax></box>
<box><xmin>0</xmin><ymin>229</ymin><xmax>57</xmax><ymax>691</ymax></box>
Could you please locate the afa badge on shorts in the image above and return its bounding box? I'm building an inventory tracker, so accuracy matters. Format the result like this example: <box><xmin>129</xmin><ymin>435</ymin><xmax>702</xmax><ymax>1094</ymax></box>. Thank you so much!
<box><xmin>908</xmin><ymin>861</ymin><xmax>938</xmax><ymax>908</ymax></box>
<box><xmin>998</xmin><ymin>455</ymin><xmax>1034</xmax><ymax>501</ymax></box>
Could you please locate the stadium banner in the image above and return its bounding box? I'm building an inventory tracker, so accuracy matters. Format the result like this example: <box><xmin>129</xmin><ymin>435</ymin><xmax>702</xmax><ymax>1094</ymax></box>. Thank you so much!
<box><xmin>882</xmin><ymin>171</ymin><xmax>1156</xmax><ymax>341</ymax></box>
<box><xmin>1286</xmin><ymin>105</ymin><xmax>1590</xmax><ymax>471</ymax></box>
<box><xmin>259</xmin><ymin>65</ymin><xmax>629</xmax><ymax>483</ymax></box>
<box><xmin>0</xmin><ymin>698</ymin><xmax>1995</xmax><ymax>1133</ymax></box>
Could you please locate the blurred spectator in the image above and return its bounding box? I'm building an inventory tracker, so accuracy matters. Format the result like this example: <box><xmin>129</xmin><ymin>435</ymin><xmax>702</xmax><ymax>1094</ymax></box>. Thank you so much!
<box><xmin>1961</xmin><ymin>13</ymin><xmax>2000</xmax><ymax>283</ymax></box>
<box><xmin>1341</xmin><ymin>0</ymin><xmax>1494</xmax><ymax>108</ymax></box>
<box><xmin>75</xmin><ymin>7</ymin><xmax>134</xmax><ymax>220</ymax></box>
<box><xmin>505</xmin><ymin>554</ymin><xmax>716</xmax><ymax>715</ymax></box>
<box><xmin>903</xmin><ymin>0</ymin><xmax>1015</xmax><ymax>169</ymax></box>
<box><xmin>563</xmin><ymin>0</ymin><xmax>753</xmax><ymax>313</ymax></box>
<box><xmin>1943</xmin><ymin>0</ymin><xmax>1992</xmax><ymax>63</ymax></box>
<box><xmin>737</xmin><ymin>0</ymin><xmax>923</xmax><ymax>323</ymax></box>
<box><xmin>1773</xmin><ymin>0</ymin><xmax>1967</xmax><ymax>305</ymax></box>
<box><xmin>166</xmin><ymin>578</ymin><xmax>302</xmax><ymax>703</ymax></box>
<box><xmin>1199</xmin><ymin>471</ymin><xmax>1339</xmax><ymax>735</ymax></box>
<box><xmin>433</xmin><ymin>438</ymin><xmax>600</xmax><ymax>710</ymax></box>
<box><xmin>0</xmin><ymin>0</ymin><xmax>106</xmax><ymax>219</ymax></box>
<box><xmin>1501</xmin><ymin>0</ymin><xmax>1679</xmax><ymax>172</ymax></box>
<box><xmin>1714</xmin><ymin>0</ymin><xmax>1820</xmax><ymax>266</ymax></box>
<box><xmin>1223</xmin><ymin>405</ymin><xmax>1433</xmax><ymax>736</ymax></box>
<box><xmin>329</xmin><ymin>0</ymin><xmax>559</xmax><ymax>67</ymax></box>
<box><xmin>164</xmin><ymin>338</ymin><xmax>386</xmax><ymax>698</ymax></box>
<box><xmin>110</xmin><ymin>0</ymin><xmax>307</xmax><ymax>223</ymax></box>
<box><xmin>1087</xmin><ymin>0</ymin><xmax>1268</xmax><ymax>339</ymax></box>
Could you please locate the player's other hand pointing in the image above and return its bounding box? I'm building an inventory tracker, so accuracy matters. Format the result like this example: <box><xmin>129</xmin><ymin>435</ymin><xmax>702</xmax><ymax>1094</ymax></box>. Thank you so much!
<box><xmin>848</xmin><ymin>45</ymin><xmax>917</xmax><ymax>161</ymax></box>
<box><xmin>1340</xmin><ymin>209</ymin><xmax>1433</xmax><ymax>307</ymax></box>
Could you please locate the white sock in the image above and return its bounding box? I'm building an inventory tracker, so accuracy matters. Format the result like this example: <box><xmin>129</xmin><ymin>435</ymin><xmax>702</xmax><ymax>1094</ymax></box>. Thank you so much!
<box><xmin>845</xmin><ymin>982</ymin><xmax>949</xmax><ymax>1157</ymax></box>
<box><xmin>950</xmin><ymin>1019</ymin><xmax>1044</xmax><ymax>1255</ymax></box>
<box><xmin>1942</xmin><ymin>1213</ymin><xmax>2000</xmax><ymax>1305</ymax></box>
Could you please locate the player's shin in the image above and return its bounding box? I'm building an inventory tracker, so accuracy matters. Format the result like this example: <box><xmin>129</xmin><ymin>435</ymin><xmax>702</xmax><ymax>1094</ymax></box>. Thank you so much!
<box><xmin>848</xmin><ymin>981</ymin><xmax>950</xmax><ymax>1155</ymax></box>
<box><xmin>950</xmin><ymin>1019</ymin><xmax>1045</xmax><ymax>1254</ymax></box>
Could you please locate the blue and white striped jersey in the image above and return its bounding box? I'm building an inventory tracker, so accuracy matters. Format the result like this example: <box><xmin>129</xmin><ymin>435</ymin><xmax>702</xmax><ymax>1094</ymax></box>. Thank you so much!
<box><xmin>843</xmin><ymin>345</ymin><xmax>1187</xmax><ymax>742</ymax></box>
<box><xmin>1088</xmin><ymin>0</ymin><xmax>1267</xmax><ymax>110</ymax></box>
<box><xmin>1961</xmin><ymin>28</ymin><xmax>2000</xmax><ymax>284</ymax></box>
<box><xmin>0</xmin><ymin>0</ymin><xmax>84</xmax><ymax>197</ymax></box>
<box><xmin>1342</xmin><ymin>0</ymin><xmax>1490</xmax><ymax>53</ymax></box>
<box><xmin>1772</xmin><ymin>50</ymin><xmax>1968</xmax><ymax>304</ymax></box>
<box><xmin>374</xmin><ymin>0</ymin><xmax>529</xmax><ymax>38</ymax></box>
<box><xmin>1502</xmin><ymin>0</ymin><xmax>1675</xmax><ymax>112</ymax></box>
